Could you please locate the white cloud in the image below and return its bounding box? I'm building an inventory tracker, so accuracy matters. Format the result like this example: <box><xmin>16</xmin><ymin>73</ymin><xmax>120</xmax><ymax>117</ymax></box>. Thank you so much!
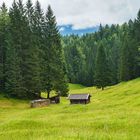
<box><xmin>0</xmin><ymin>0</ymin><xmax>140</xmax><ymax>29</ymax></box>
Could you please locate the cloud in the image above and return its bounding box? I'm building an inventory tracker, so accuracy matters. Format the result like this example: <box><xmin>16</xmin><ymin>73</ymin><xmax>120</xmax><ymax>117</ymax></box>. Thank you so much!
<box><xmin>0</xmin><ymin>0</ymin><xmax>140</xmax><ymax>29</ymax></box>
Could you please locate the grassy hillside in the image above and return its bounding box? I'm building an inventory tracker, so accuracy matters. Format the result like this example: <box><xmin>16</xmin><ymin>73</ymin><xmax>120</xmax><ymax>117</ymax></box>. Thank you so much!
<box><xmin>68</xmin><ymin>83</ymin><xmax>86</xmax><ymax>90</ymax></box>
<box><xmin>0</xmin><ymin>79</ymin><xmax>140</xmax><ymax>140</ymax></box>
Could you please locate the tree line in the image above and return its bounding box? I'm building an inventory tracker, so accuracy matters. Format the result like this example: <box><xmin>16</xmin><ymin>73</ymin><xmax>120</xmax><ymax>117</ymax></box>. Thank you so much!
<box><xmin>0</xmin><ymin>0</ymin><xmax>140</xmax><ymax>99</ymax></box>
<box><xmin>0</xmin><ymin>0</ymin><xmax>68</xmax><ymax>99</ymax></box>
<box><xmin>63</xmin><ymin>11</ymin><xmax>140</xmax><ymax>89</ymax></box>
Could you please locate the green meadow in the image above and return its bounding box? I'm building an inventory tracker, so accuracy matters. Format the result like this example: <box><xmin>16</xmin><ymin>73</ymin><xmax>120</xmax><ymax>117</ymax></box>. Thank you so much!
<box><xmin>0</xmin><ymin>78</ymin><xmax>140</xmax><ymax>140</ymax></box>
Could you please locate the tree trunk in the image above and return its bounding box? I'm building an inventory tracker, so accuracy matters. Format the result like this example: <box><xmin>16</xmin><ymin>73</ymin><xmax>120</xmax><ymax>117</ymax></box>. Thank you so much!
<box><xmin>38</xmin><ymin>91</ymin><xmax>41</xmax><ymax>98</ymax></box>
<box><xmin>102</xmin><ymin>87</ymin><xmax>104</xmax><ymax>90</ymax></box>
<box><xmin>47</xmin><ymin>91</ymin><xmax>50</xmax><ymax>99</ymax></box>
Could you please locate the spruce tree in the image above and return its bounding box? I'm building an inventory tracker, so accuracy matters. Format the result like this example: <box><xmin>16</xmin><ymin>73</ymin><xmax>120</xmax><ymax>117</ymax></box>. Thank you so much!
<box><xmin>95</xmin><ymin>43</ymin><xmax>109</xmax><ymax>90</ymax></box>
<box><xmin>64</xmin><ymin>37</ymin><xmax>86</xmax><ymax>84</ymax></box>
<box><xmin>18</xmin><ymin>0</ymin><xmax>42</xmax><ymax>98</ymax></box>
<box><xmin>5</xmin><ymin>0</ymin><xmax>24</xmax><ymax>97</ymax></box>
<box><xmin>26</xmin><ymin>0</ymin><xmax>34</xmax><ymax>26</ymax></box>
<box><xmin>120</xmin><ymin>36</ymin><xmax>131</xmax><ymax>81</ymax></box>
<box><xmin>33</xmin><ymin>0</ymin><xmax>45</xmax><ymax>92</ymax></box>
<box><xmin>127</xmin><ymin>20</ymin><xmax>139</xmax><ymax>79</ymax></box>
<box><xmin>134</xmin><ymin>10</ymin><xmax>140</xmax><ymax>76</ymax></box>
<box><xmin>5</xmin><ymin>38</ymin><xmax>23</xmax><ymax>97</ymax></box>
<box><xmin>0</xmin><ymin>3</ymin><xmax>9</xmax><ymax>92</ymax></box>
<box><xmin>5</xmin><ymin>0</ymin><xmax>42</xmax><ymax>98</ymax></box>
<box><xmin>34</xmin><ymin>0</ymin><xmax>44</xmax><ymax>39</ymax></box>
<box><xmin>44</xmin><ymin>5</ymin><xmax>68</xmax><ymax>97</ymax></box>
<box><xmin>120</xmin><ymin>20</ymin><xmax>139</xmax><ymax>81</ymax></box>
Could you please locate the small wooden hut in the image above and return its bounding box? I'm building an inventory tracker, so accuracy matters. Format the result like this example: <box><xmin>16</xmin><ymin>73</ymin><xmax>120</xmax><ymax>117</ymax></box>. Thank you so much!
<box><xmin>49</xmin><ymin>95</ymin><xmax>60</xmax><ymax>104</ymax></box>
<box><xmin>68</xmin><ymin>94</ymin><xmax>91</xmax><ymax>104</ymax></box>
<box><xmin>30</xmin><ymin>99</ymin><xmax>50</xmax><ymax>108</ymax></box>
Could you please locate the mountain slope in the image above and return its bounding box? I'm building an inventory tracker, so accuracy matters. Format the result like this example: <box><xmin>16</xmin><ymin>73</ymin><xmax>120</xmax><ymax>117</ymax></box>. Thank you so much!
<box><xmin>0</xmin><ymin>78</ymin><xmax>140</xmax><ymax>140</ymax></box>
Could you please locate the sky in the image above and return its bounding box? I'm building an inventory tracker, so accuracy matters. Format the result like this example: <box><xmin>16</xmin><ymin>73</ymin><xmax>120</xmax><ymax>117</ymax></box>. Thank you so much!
<box><xmin>0</xmin><ymin>0</ymin><xmax>140</xmax><ymax>35</ymax></box>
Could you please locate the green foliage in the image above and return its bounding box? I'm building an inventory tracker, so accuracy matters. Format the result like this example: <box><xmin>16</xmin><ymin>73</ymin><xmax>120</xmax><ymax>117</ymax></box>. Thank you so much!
<box><xmin>94</xmin><ymin>43</ymin><xmax>110</xmax><ymax>90</ymax></box>
<box><xmin>0</xmin><ymin>3</ymin><xmax>9</xmax><ymax>92</ymax></box>
<box><xmin>0</xmin><ymin>0</ymin><xmax>140</xmax><ymax>98</ymax></box>
<box><xmin>63</xmin><ymin>36</ymin><xmax>86</xmax><ymax>84</ymax></box>
<box><xmin>120</xmin><ymin>36</ymin><xmax>131</xmax><ymax>81</ymax></box>
<box><xmin>63</xmin><ymin>25</ymin><xmax>123</xmax><ymax>87</ymax></box>
<box><xmin>0</xmin><ymin>1</ymin><xmax>68</xmax><ymax>99</ymax></box>
<box><xmin>5</xmin><ymin>1</ymin><xmax>24</xmax><ymax>98</ymax></box>
<box><xmin>63</xmin><ymin>12</ymin><xmax>140</xmax><ymax>87</ymax></box>
<box><xmin>134</xmin><ymin>10</ymin><xmax>140</xmax><ymax>76</ymax></box>
<box><xmin>43</xmin><ymin>5</ymin><xmax>68</xmax><ymax>97</ymax></box>
<box><xmin>120</xmin><ymin>19</ymin><xmax>140</xmax><ymax>81</ymax></box>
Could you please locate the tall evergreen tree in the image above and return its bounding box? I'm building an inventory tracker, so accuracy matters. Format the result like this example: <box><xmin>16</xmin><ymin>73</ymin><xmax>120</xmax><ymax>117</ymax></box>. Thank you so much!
<box><xmin>26</xmin><ymin>0</ymin><xmax>34</xmax><ymax>27</ymax></box>
<box><xmin>23</xmin><ymin>0</ymin><xmax>42</xmax><ymax>98</ymax></box>
<box><xmin>33</xmin><ymin>0</ymin><xmax>45</xmax><ymax>91</ymax></box>
<box><xmin>5</xmin><ymin>0</ymin><xmax>24</xmax><ymax>97</ymax></box>
<box><xmin>44</xmin><ymin>5</ymin><xmax>68</xmax><ymax>98</ymax></box>
<box><xmin>5</xmin><ymin>0</ymin><xmax>42</xmax><ymax>98</ymax></box>
<box><xmin>127</xmin><ymin>20</ymin><xmax>139</xmax><ymax>79</ymax></box>
<box><xmin>64</xmin><ymin>37</ymin><xmax>86</xmax><ymax>84</ymax></box>
<box><xmin>134</xmin><ymin>10</ymin><xmax>140</xmax><ymax>76</ymax></box>
<box><xmin>120</xmin><ymin>36</ymin><xmax>131</xmax><ymax>81</ymax></box>
<box><xmin>95</xmin><ymin>43</ymin><xmax>109</xmax><ymax>90</ymax></box>
<box><xmin>0</xmin><ymin>3</ymin><xmax>9</xmax><ymax>92</ymax></box>
<box><xmin>120</xmin><ymin>20</ymin><xmax>139</xmax><ymax>81</ymax></box>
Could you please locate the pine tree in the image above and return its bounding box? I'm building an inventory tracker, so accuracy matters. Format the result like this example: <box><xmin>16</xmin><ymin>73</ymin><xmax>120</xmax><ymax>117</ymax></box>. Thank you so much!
<box><xmin>34</xmin><ymin>0</ymin><xmax>44</xmax><ymax>38</ymax></box>
<box><xmin>95</xmin><ymin>43</ymin><xmax>109</xmax><ymax>90</ymax></box>
<box><xmin>64</xmin><ymin>37</ymin><xmax>86</xmax><ymax>84</ymax></box>
<box><xmin>26</xmin><ymin>0</ymin><xmax>34</xmax><ymax>27</ymax></box>
<box><xmin>33</xmin><ymin>0</ymin><xmax>45</xmax><ymax>92</ymax></box>
<box><xmin>44</xmin><ymin>5</ymin><xmax>68</xmax><ymax>98</ymax></box>
<box><xmin>127</xmin><ymin>20</ymin><xmax>139</xmax><ymax>79</ymax></box>
<box><xmin>5</xmin><ymin>0</ymin><xmax>42</xmax><ymax>99</ymax></box>
<box><xmin>0</xmin><ymin>3</ymin><xmax>9</xmax><ymax>92</ymax></box>
<box><xmin>120</xmin><ymin>36</ymin><xmax>131</xmax><ymax>81</ymax></box>
<box><xmin>19</xmin><ymin>0</ymin><xmax>42</xmax><ymax>98</ymax></box>
<box><xmin>5</xmin><ymin>0</ymin><xmax>24</xmax><ymax>97</ymax></box>
<box><xmin>5</xmin><ymin>38</ymin><xmax>23</xmax><ymax>97</ymax></box>
<box><xmin>134</xmin><ymin>10</ymin><xmax>140</xmax><ymax>77</ymax></box>
<box><xmin>99</xmin><ymin>24</ymin><xmax>104</xmax><ymax>40</ymax></box>
<box><xmin>120</xmin><ymin>20</ymin><xmax>139</xmax><ymax>81</ymax></box>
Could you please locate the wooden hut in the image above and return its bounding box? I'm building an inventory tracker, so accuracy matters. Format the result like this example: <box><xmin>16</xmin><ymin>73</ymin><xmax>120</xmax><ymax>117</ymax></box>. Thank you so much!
<box><xmin>30</xmin><ymin>99</ymin><xmax>50</xmax><ymax>108</ymax></box>
<box><xmin>49</xmin><ymin>95</ymin><xmax>60</xmax><ymax>104</ymax></box>
<box><xmin>68</xmin><ymin>94</ymin><xmax>91</xmax><ymax>104</ymax></box>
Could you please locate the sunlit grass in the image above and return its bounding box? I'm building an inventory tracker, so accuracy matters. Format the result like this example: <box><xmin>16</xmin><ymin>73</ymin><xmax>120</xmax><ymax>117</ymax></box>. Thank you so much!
<box><xmin>68</xmin><ymin>83</ymin><xmax>86</xmax><ymax>90</ymax></box>
<box><xmin>0</xmin><ymin>78</ymin><xmax>140</xmax><ymax>140</ymax></box>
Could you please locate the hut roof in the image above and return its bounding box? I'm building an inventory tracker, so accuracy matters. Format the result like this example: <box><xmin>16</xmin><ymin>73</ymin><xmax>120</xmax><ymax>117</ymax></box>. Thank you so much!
<box><xmin>68</xmin><ymin>94</ymin><xmax>91</xmax><ymax>100</ymax></box>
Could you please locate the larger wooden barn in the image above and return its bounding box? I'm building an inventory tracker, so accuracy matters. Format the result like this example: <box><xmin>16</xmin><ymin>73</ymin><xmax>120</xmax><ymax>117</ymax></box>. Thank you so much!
<box><xmin>68</xmin><ymin>94</ymin><xmax>91</xmax><ymax>104</ymax></box>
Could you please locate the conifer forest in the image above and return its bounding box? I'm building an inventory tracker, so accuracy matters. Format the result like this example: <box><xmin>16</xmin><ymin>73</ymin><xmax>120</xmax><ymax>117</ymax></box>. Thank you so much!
<box><xmin>0</xmin><ymin>0</ymin><xmax>140</xmax><ymax>99</ymax></box>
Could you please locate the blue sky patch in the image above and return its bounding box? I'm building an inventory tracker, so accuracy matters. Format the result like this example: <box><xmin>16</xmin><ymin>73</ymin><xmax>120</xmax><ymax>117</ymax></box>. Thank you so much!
<box><xmin>58</xmin><ymin>25</ymin><xmax>99</xmax><ymax>36</ymax></box>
